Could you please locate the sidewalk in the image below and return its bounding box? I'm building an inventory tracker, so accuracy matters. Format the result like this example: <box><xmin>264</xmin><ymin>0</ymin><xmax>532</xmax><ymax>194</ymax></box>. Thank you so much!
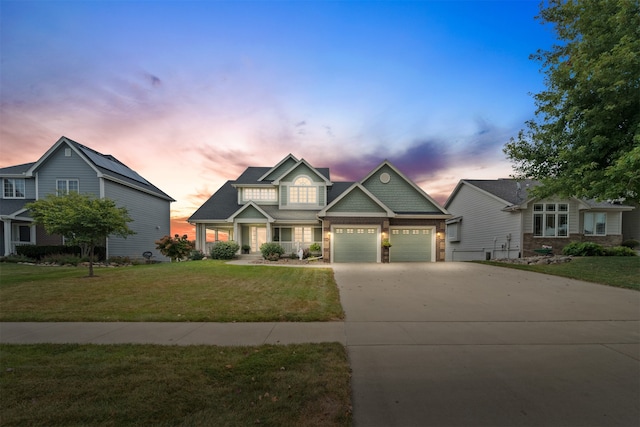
<box><xmin>0</xmin><ymin>321</ymin><xmax>346</xmax><ymax>346</ymax></box>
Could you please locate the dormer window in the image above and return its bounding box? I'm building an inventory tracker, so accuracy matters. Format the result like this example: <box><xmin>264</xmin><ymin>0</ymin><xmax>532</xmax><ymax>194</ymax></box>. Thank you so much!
<box><xmin>290</xmin><ymin>176</ymin><xmax>317</xmax><ymax>204</ymax></box>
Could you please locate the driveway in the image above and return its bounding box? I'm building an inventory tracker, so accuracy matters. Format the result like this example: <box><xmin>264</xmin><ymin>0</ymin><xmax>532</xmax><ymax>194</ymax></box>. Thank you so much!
<box><xmin>334</xmin><ymin>262</ymin><xmax>640</xmax><ymax>427</ymax></box>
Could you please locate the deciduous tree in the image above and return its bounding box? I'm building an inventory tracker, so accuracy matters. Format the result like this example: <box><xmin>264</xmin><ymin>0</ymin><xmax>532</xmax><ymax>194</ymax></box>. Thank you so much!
<box><xmin>504</xmin><ymin>0</ymin><xmax>640</xmax><ymax>203</ymax></box>
<box><xmin>26</xmin><ymin>193</ymin><xmax>135</xmax><ymax>277</ymax></box>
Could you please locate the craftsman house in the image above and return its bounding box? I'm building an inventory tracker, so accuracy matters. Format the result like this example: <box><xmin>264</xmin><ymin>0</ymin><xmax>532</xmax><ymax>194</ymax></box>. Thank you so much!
<box><xmin>0</xmin><ymin>136</ymin><xmax>174</xmax><ymax>260</ymax></box>
<box><xmin>189</xmin><ymin>154</ymin><xmax>450</xmax><ymax>262</ymax></box>
<box><xmin>444</xmin><ymin>179</ymin><xmax>635</xmax><ymax>261</ymax></box>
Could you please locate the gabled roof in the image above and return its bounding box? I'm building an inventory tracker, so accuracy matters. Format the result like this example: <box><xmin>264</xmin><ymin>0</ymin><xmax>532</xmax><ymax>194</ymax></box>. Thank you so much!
<box><xmin>271</xmin><ymin>158</ymin><xmax>332</xmax><ymax>185</ymax></box>
<box><xmin>446</xmin><ymin>179</ymin><xmax>634</xmax><ymax>211</ymax></box>
<box><xmin>227</xmin><ymin>202</ymin><xmax>274</xmax><ymax>222</ymax></box>
<box><xmin>258</xmin><ymin>154</ymin><xmax>299</xmax><ymax>181</ymax></box>
<box><xmin>361</xmin><ymin>160</ymin><xmax>449</xmax><ymax>215</ymax></box>
<box><xmin>189</xmin><ymin>181</ymin><xmax>239</xmax><ymax>221</ymax></box>
<box><xmin>318</xmin><ymin>183</ymin><xmax>395</xmax><ymax>217</ymax></box>
<box><xmin>0</xmin><ymin>162</ymin><xmax>35</xmax><ymax>176</ymax></box>
<box><xmin>24</xmin><ymin>136</ymin><xmax>174</xmax><ymax>201</ymax></box>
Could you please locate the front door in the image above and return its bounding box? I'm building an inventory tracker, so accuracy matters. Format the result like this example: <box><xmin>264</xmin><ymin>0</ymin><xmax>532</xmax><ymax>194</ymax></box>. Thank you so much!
<box><xmin>250</xmin><ymin>226</ymin><xmax>267</xmax><ymax>253</ymax></box>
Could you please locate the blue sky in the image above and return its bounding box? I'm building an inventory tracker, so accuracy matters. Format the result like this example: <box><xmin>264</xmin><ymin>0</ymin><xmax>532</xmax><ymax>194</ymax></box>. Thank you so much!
<box><xmin>0</xmin><ymin>0</ymin><xmax>555</xmax><ymax>235</ymax></box>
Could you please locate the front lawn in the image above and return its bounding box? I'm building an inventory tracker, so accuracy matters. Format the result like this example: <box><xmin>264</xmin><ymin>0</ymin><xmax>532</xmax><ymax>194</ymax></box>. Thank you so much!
<box><xmin>0</xmin><ymin>261</ymin><xmax>344</xmax><ymax>322</ymax></box>
<box><xmin>480</xmin><ymin>256</ymin><xmax>639</xmax><ymax>290</ymax></box>
<box><xmin>0</xmin><ymin>343</ymin><xmax>352</xmax><ymax>426</ymax></box>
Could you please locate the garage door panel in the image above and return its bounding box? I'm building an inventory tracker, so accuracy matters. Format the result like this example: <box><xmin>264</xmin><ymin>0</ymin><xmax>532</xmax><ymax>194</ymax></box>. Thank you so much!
<box><xmin>333</xmin><ymin>227</ymin><xmax>377</xmax><ymax>263</ymax></box>
<box><xmin>390</xmin><ymin>228</ymin><xmax>432</xmax><ymax>262</ymax></box>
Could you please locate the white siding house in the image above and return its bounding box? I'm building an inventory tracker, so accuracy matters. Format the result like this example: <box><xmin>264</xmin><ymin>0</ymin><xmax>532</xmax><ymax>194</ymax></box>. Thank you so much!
<box><xmin>445</xmin><ymin>179</ymin><xmax>634</xmax><ymax>261</ymax></box>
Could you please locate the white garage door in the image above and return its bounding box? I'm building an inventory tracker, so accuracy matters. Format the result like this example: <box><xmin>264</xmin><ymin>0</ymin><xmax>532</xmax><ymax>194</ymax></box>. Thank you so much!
<box><xmin>333</xmin><ymin>227</ymin><xmax>378</xmax><ymax>263</ymax></box>
<box><xmin>390</xmin><ymin>228</ymin><xmax>433</xmax><ymax>262</ymax></box>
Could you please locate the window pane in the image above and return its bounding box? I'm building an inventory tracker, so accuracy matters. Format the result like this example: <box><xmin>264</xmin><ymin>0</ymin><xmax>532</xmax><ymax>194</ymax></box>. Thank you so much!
<box><xmin>534</xmin><ymin>204</ymin><xmax>543</xmax><ymax>211</ymax></box>
<box><xmin>534</xmin><ymin>214</ymin><xmax>543</xmax><ymax>236</ymax></box>
<box><xmin>19</xmin><ymin>226</ymin><xmax>30</xmax><ymax>242</ymax></box>
<box><xmin>595</xmin><ymin>213</ymin><xmax>606</xmax><ymax>235</ymax></box>
<box><xmin>584</xmin><ymin>213</ymin><xmax>594</xmax><ymax>235</ymax></box>
<box><xmin>546</xmin><ymin>204</ymin><xmax>556</xmax><ymax>212</ymax></box>
<box><xmin>545</xmin><ymin>214</ymin><xmax>556</xmax><ymax>236</ymax></box>
<box><xmin>4</xmin><ymin>179</ymin><xmax>13</xmax><ymax>197</ymax></box>
<box><xmin>57</xmin><ymin>181</ymin><xmax>66</xmax><ymax>194</ymax></box>
<box><xmin>15</xmin><ymin>180</ymin><xmax>25</xmax><ymax>197</ymax></box>
<box><xmin>558</xmin><ymin>204</ymin><xmax>568</xmax><ymax>212</ymax></box>
<box><xmin>558</xmin><ymin>214</ymin><xmax>568</xmax><ymax>236</ymax></box>
<box><xmin>69</xmin><ymin>180</ymin><xmax>79</xmax><ymax>193</ymax></box>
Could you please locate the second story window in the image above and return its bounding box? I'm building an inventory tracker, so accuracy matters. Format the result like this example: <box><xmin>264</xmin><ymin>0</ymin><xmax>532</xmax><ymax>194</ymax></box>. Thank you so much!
<box><xmin>3</xmin><ymin>178</ymin><xmax>25</xmax><ymax>198</ymax></box>
<box><xmin>289</xmin><ymin>176</ymin><xmax>317</xmax><ymax>204</ymax></box>
<box><xmin>57</xmin><ymin>179</ymin><xmax>79</xmax><ymax>195</ymax></box>
<box><xmin>244</xmin><ymin>188</ymin><xmax>277</xmax><ymax>202</ymax></box>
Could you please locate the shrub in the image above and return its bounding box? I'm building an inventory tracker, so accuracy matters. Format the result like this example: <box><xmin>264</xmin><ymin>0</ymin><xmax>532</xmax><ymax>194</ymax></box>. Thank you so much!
<box><xmin>621</xmin><ymin>239</ymin><xmax>639</xmax><ymax>249</ymax></box>
<box><xmin>41</xmin><ymin>253</ymin><xmax>82</xmax><ymax>265</ymax></box>
<box><xmin>260</xmin><ymin>242</ymin><xmax>285</xmax><ymax>261</ymax></box>
<box><xmin>309</xmin><ymin>243</ymin><xmax>322</xmax><ymax>253</ymax></box>
<box><xmin>155</xmin><ymin>234</ymin><xmax>195</xmax><ymax>262</ymax></box>
<box><xmin>0</xmin><ymin>254</ymin><xmax>35</xmax><ymax>263</ymax></box>
<box><xmin>16</xmin><ymin>245</ymin><xmax>106</xmax><ymax>261</ymax></box>
<box><xmin>603</xmin><ymin>246</ymin><xmax>637</xmax><ymax>256</ymax></box>
<box><xmin>189</xmin><ymin>250</ymin><xmax>205</xmax><ymax>260</ymax></box>
<box><xmin>562</xmin><ymin>241</ymin><xmax>605</xmax><ymax>256</ymax></box>
<box><xmin>108</xmin><ymin>256</ymin><xmax>132</xmax><ymax>265</ymax></box>
<box><xmin>210</xmin><ymin>241</ymin><xmax>240</xmax><ymax>260</ymax></box>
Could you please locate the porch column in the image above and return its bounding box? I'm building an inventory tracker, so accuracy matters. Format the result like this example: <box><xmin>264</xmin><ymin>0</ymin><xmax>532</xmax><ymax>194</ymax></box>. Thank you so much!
<box><xmin>2</xmin><ymin>219</ymin><xmax>11</xmax><ymax>256</ymax></box>
<box><xmin>195</xmin><ymin>224</ymin><xmax>206</xmax><ymax>252</ymax></box>
<box><xmin>266</xmin><ymin>222</ymin><xmax>272</xmax><ymax>242</ymax></box>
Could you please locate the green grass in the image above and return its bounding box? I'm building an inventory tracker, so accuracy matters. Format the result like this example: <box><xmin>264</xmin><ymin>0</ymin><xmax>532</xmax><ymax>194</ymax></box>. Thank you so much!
<box><xmin>0</xmin><ymin>343</ymin><xmax>352</xmax><ymax>426</ymax></box>
<box><xmin>479</xmin><ymin>256</ymin><xmax>640</xmax><ymax>290</ymax></box>
<box><xmin>0</xmin><ymin>261</ymin><xmax>344</xmax><ymax>322</ymax></box>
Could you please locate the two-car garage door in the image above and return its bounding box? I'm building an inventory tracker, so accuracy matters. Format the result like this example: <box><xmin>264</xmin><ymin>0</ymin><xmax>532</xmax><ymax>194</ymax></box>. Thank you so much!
<box><xmin>332</xmin><ymin>226</ymin><xmax>434</xmax><ymax>262</ymax></box>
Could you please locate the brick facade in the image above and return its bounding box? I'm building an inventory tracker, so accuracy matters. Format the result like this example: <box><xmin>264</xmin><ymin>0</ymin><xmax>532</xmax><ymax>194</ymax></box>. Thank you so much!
<box><xmin>522</xmin><ymin>233</ymin><xmax>624</xmax><ymax>256</ymax></box>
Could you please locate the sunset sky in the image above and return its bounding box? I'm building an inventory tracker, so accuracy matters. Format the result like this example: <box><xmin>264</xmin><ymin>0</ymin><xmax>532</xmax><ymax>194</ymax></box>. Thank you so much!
<box><xmin>1</xmin><ymin>0</ymin><xmax>555</xmax><ymax>237</ymax></box>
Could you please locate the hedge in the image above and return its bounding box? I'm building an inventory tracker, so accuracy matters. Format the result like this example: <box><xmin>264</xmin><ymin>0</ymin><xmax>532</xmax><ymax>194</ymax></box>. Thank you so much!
<box><xmin>15</xmin><ymin>245</ymin><xmax>106</xmax><ymax>261</ymax></box>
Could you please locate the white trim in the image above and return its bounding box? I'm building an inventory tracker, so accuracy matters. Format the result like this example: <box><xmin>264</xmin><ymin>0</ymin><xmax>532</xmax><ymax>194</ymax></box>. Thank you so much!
<box><xmin>258</xmin><ymin>154</ymin><xmax>299</xmax><ymax>181</ymax></box>
<box><xmin>318</xmin><ymin>183</ymin><xmax>395</xmax><ymax>217</ymax></box>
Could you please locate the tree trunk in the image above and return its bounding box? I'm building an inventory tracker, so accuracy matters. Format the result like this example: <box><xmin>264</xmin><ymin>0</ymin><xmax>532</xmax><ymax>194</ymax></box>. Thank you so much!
<box><xmin>88</xmin><ymin>245</ymin><xmax>95</xmax><ymax>277</ymax></box>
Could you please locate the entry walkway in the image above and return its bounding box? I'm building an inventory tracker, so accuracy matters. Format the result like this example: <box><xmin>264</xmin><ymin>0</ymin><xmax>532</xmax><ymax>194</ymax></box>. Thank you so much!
<box><xmin>0</xmin><ymin>321</ymin><xmax>345</xmax><ymax>346</ymax></box>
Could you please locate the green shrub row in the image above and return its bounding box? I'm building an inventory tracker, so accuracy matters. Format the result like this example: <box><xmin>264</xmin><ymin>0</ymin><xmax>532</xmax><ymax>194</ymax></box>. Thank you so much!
<box><xmin>562</xmin><ymin>241</ymin><xmax>637</xmax><ymax>257</ymax></box>
<box><xmin>15</xmin><ymin>245</ymin><xmax>106</xmax><ymax>261</ymax></box>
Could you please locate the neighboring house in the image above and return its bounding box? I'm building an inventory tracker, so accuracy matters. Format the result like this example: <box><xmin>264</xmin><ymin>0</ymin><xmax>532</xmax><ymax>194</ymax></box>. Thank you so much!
<box><xmin>444</xmin><ymin>179</ymin><xmax>635</xmax><ymax>261</ymax></box>
<box><xmin>189</xmin><ymin>154</ymin><xmax>450</xmax><ymax>262</ymax></box>
<box><xmin>0</xmin><ymin>136</ymin><xmax>175</xmax><ymax>260</ymax></box>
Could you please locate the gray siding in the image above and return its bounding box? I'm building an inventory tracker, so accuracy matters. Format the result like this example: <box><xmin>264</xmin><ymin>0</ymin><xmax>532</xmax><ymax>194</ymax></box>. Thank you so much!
<box><xmin>362</xmin><ymin>164</ymin><xmax>439</xmax><ymax>212</ymax></box>
<box><xmin>104</xmin><ymin>180</ymin><xmax>171</xmax><ymax>261</ymax></box>
<box><xmin>446</xmin><ymin>184</ymin><xmax>522</xmax><ymax>261</ymax></box>
<box><xmin>36</xmin><ymin>145</ymin><xmax>100</xmax><ymax>197</ymax></box>
<box><xmin>329</xmin><ymin>188</ymin><xmax>386</xmax><ymax>213</ymax></box>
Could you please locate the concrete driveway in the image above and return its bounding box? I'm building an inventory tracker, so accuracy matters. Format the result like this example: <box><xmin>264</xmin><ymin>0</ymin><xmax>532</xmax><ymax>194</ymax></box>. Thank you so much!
<box><xmin>334</xmin><ymin>262</ymin><xmax>640</xmax><ymax>427</ymax></box>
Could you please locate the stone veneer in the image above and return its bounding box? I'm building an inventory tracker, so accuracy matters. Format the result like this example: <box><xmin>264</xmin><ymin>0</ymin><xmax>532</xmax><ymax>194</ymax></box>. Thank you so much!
<box><xmin>522</xmin><ymin>233</ymin><xmax>624</xmax><ymax>256</ymax></box>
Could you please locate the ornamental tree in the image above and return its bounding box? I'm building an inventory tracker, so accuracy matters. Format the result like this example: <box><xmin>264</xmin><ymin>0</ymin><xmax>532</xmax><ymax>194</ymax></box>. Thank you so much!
<box><xmin>504</xmin><ymin>0</ymin><xmax>640</xmax><ymax>203</ymax></box>
<box><xmin>26</xmin><ymin>193</ymin><xmax>135</xmax><ymax>277</ymax></box>
<box><xmin>155</xmin><ymin>234</ymin><xmax>194</xmax><ymax>262</ymax></box>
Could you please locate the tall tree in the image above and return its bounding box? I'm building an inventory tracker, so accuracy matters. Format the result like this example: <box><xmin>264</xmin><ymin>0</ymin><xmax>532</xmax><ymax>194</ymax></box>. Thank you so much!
<box><xmin>504</xmin><ymin>0</ymin><xmax>640</xmax><ymax>203</ymax></box>
<box><xmin>26</xmin><ymin>193</ymin><xmax>135</xmax><ymax>277</ymax></box>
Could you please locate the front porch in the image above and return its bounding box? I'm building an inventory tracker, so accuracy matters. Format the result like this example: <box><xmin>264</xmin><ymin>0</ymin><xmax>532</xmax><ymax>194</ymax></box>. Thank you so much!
<box><xmin>194</xmin><ymin>222</ymin><xmax>322</xmax><ymax>257</ymax></box>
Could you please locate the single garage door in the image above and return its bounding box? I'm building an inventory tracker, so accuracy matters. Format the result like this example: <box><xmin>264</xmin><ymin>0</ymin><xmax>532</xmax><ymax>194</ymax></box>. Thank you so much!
<box><xmin>333</xmin><ymin>227</ymin><xmax>378</xmax><ymax>262</ymax></box>
<box><xmin>390</xmin><ymin>228</ymin><xmax>433</xmax><ymax>262</ymax></box>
